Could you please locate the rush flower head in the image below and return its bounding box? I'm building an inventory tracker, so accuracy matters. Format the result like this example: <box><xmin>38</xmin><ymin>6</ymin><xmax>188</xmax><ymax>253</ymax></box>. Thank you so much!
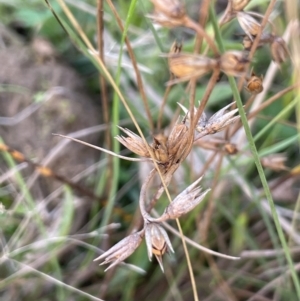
<box><xmin>160</xmin><ymin>177</ymin><xmax>210</xmax><ymax>220</ymax></box>
<box><xmin>151</xmin><ymin>0</ymin><xmax>185</xmax><ymax>19</ymax></box>
<box><xmin>245</xmin><ymin>71</ymin><xmax>263</xmax><ymax>94</ymax></box>
<box><xmin>148</xmin><ymin>0</ymin><xmax>186</xmax><ymax>28</ymax></box>
<box><xmin>197</xmin><ymin>102</ymin><xmax>240</xmax><ymax>137</ymax></box>
<box><xmin>167</xmin><ymin>120</ymin><xmax>190</xmax><ymax>164</ymax></box>
<box><xmin>145</xmin><ymin>223</ymin><xmax>174</xmax><ymax>272</ymax></box>
<box><xmin>166</xmin><ymin>52</ymin><xmax>218</xmax><ymax>85</ymax></box>
<box><xmin>270</xmin><ymin>36</ymin><xmax>290</xmax><ymax>64</ymax></box>
<box><xmin>116</xmin><ymin>127</ymin><xmax>150</xmax><ymax>158</ymax></box>
<box><xmin>94</xmin><ymin>231</ymin><xmax>143</xmax><ymax>271</ymax></box>
<box><xmin>242</xmin><ymin>32</ymin><xmax>273</xmax><ymax>51</ymax></box>
<box><xmin>237</xmin><ymin>12</ymin><xmax>261</xmax><ymax>41</ymax></box>
<box><xmin>220</xmin><ymin>51</ymin><xmax>249</xmax><ymax>77</ymax></box>
<box><xmin>261</xmin><ymin>153</ymin><xmax>288</xmax><ymax>171</ymax></box>
<box><xmin>178</xmin><ymin>102</ymin><xmax>240</xmax><ymax>139</ymax></box>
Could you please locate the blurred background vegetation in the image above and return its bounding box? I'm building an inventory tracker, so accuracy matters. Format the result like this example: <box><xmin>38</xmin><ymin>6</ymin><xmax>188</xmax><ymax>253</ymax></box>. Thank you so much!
<box><xmin>0</xmin><ymin>0</ymin><xmax>299</xmax><ymax>300</ymax></box>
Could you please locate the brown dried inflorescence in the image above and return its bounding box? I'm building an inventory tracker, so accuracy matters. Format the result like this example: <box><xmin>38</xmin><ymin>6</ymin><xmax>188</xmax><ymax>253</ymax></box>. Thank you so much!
<box><xmin>94</xmin><ymin>231</ymin><xmax>143</xmax><ymax>271</ymax></box>
<box><xmin>237</xmin><ymin>12</ymin><xmax>261</xmax><ymax>41</ymax></box>
<box><xmin>145</xmin><ymin>223</ymin><xmax>174</xmax><ymax>271</ymax></box>
<box><xmin>116</xmin><ymin>120</ymin><xmax>191</xmax><ymax>174</ymax></box>
<box><xmin>148</xmin><ymin>0</ymin><xmax>186</xmax><ymax>27</ymax></box>
<box><xmin>167</xmin><ymin>42</ymin><xmax>218</xmax><ymax>84</ymax></box>
<box><xmin>245</xmin><ymin>71</ymin><xmax>263</xmax><ymax>94</ymax></box>
<box><xmin>220</xmin><ymin>51</ymin><xmax>249</xmax><ymax>77</ymax></box>
<box><xmin>270</xmin><ymin>36</ymin><xmax>290</xmax><ymax>64</ymax></box>
<box><xmin>179</xmin><ymin>102</ymin><xmax>240</xmax><ymax>140</ymax></box>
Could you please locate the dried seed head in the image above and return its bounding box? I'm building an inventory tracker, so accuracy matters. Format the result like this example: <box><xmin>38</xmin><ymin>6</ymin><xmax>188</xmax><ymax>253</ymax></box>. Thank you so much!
<box><xmin>116</xmin><ymin>127</ymin><xmax>150</xmax><ymax>158</ymax></box>
<box><xmin>242</xmin><ymin>33</ymin><xmax>273</xmax><ymax>51</ymax></box>
<box><xmin>151</xmin><ymin>0</ymin><xmax>185</xmax><ymax>19</ymax></box>
<box><xmin>230</xmin><ymin>0</ymin><xmax>251</xmax><ymax>11</ymax></box>
<box><xmin>261</xmin><ymin>153</ymin><xmax>289</xmax><ymax>171</ymax></box>
<box><xmin>145</xmin><ymin>223</ymin><xmax>174</xmax><ymax>272</ymax></box>
<box><xmin>162</xmin><ymin>177</ymin><xmax>210</xmax><ymax>220</ymax></box>
<box><xmin>178</xmin><ymin>102</ymin><xmax>240</xmax><ymax>138</ymax></box>
<box><xmin>167</xmin><ymin>49</ymin><xmax>218</xmax><ymax>84</ymax></box>
<box><xmin>270</xmin><ymin>36</ymin><xmax>290</xmax><ymax>64</ymax></box>
<box><xmin>152</xmin><ymin>134</ymin><xmax>169</xmax><ymax>163</ymax></box>
<box><xmin>148</xmin><ymin>0</ymin><xmax>186</xmax><ymax>28</ymax></box>
<box><xmin>237</xmin><ymin>12</ymin><xmax>261</xmax><ymax>40</ymax></box>
<box><xmin>220</xmin><ymin>51</ymin><xmax>249</xmax><ymax>77</ymax></box>
<box><xmin>94</xmin><ymin>231</ymin><xmax>143</xmax><ymax>271</ymax></box>
<box><xmin>245</xmin><ymin>71</ymin><xmax>263</xmax><ymax>94</ymax></box>
<box><xmin>167</xmin><ymin>121</ymin><xmax>190</xmax><ymax>164</ymax></box>
<box><xmin>147</xmin><ymin>12</ymin><xmax>185</xmax><ymax>28</ymax></box>
<box><xmin>223</xmin><ymin>143</ymin><xmax>238</xmax><ymax>155</ymax></box>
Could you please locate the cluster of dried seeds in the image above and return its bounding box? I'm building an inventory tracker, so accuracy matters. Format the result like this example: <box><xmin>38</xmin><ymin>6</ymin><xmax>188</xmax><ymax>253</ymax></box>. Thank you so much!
<box><xmin>95</xmin><ymin>0</ymin><xmax>290</xmax><ymax>272</ymax></box>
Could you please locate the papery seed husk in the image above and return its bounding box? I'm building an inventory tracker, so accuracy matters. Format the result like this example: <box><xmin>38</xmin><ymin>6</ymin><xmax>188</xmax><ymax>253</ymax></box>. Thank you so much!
<box><xmin>237</xmin><ymin>12</ymin><xmax>261</xmax><ymax>40</ymax></box>
<box><xmin>168</xmin><ymin>53</ymin><xmax>217</xmax><ymax>79</ymax></box>
<box><xmin>167</xmin><ymin>122</ymin><xmax>189</xmax><ymax>162</ymax></box>
<box><xmin>151</xmin><ymin>0</ymin><xmax>185</xmax><ymax>19</ymax></box>
<box><xmin>147</xmin><ymin>13</ymin><xmax>185</xmax><ymax>28</ymax></box>
<box><xmin>152</xmin><ymin>135</ymin><xmax>169</xmax><ymax>163</ymax></box>
<box><xmin>245</xmin><ymin>72</ymin><xmax>263</xmax><ymax>94</ymax></box>
<box><xmin>220</xmin><ymin>51</ymin><xmax>249</xmax><ymax>76</ymax></box>
<box><xmin>271</xmin><ymin>37</ymin><xmax>290</xmax><ymax>64</ymax></box>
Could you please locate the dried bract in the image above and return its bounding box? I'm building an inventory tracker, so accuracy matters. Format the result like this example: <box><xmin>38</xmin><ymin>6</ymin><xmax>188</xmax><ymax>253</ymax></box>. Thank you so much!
<box><xmin>167</xmin><ymin>121</ymin><xmax>190</xmax><ymax>164</ymax></box>
<box><xmin>145</xmin><ymin>223</ymin><xmax>174</xmax><ymax>271</ymax></box>
<box><xmin>237</xmin><ymin>12</ymin><xmax>261</xmax><ymax>40</ymax></box>
<box><xmin>151</xmin><ymin>0</ymin><xmax>185</xmax><ymax>19</ymax></box>
<box><xmin>94</xmin><ymin>231</ymin><xmax>143</xmax><ymax>271</ymax></box>
<box><xmin>161</xmin><ymin>177</ymin><xmax>210</xmax><ymax>220</ymax></box>
<box><xmin>167</xmin><ymin>52</ymin><xmax>218</xmax><ymax>84</ymax></box>
<box><xmin>261</xmin><ymin>153</ymin><xmax>288</xmax><ymax>171</ymax></box>
<box><xmin>245</xmin><ymin>71</ymin><xmax>263</xmax><ymax>94</ymax></box>
<box><xmin>152</xmin><ymin>134</ymin><xmax>169</xmax><ymax>163</ymax></box>
<box><xmin>116</xmin><ymin>127</ymin><xmax>150</xmax><ymax>158</ymax></box>
<box><xmin>242</xmin><ymin>32</ymin><xmax>273</xmax><ymax>51</ymax></box>
<box><xmin>147</xmin><ymin>12</ymin><xmax>185</xmax><ymax>28</ymax></box>
<box><xmin>270</xmin><ymin>36</ymin><xmax>290</xmax><ymax>64</ymax></box>
<box><xmin>220</xmin><ymin>51</ymin><xmax>249</xmax><ymax>76</ymax></box>
<box><xmin>148</xmin><ymin>0</ymin><xmax>186</xmax><ymax>28</ymax></box>
<box><xmin>178</xmin><ymin>102</ymin><xmax>240</xmax><ymax>138</ymax></box>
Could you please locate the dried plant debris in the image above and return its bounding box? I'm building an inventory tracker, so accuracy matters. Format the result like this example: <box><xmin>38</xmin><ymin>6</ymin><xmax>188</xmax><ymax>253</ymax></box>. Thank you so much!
<box><xmin>88</xmin><ymin>0</ymin><xmax>292</xmax><ymax>274</ymax></box>
<box><xmin>178</xmin><ymin>102</ymin><xmax>240</xmax><ymax>139</ymax></box>
<box><xmin>245</xmin><ymin>70</ymin><xmax>263</xmax><ymax>94</ymax></box>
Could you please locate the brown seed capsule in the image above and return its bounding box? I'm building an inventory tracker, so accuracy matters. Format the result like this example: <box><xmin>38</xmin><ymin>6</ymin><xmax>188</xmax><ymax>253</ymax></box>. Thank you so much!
<box><xmin>220</xmin><ymin>51</ymin><xmax>249</xmax><ymax>77</ymax></box>
<box><xmin>270</xmin><ymin>36</ymin><xmax>290</xmax><ymax>64</ymax></box>
<box><xmin>152</xmin><ymin>134</ymin><xmax>169</xmax><ymax>163</ymax></box>
<box><xmin>261</xmin><ymin>153</ymin><xmax>289</xmax><ymax>171</ymax></box>
<box><xmin>223</xmin><ymin>143</ymin><xmax>238</xmax><ymax>155</ymax></box>
<box><xmin>167</xmin><ymin>121</ymin><xmax>189</xmax><ymax>164</ymax></box>
<box><xmin>167</xmin><ymin>52</ymin><xmax>218</xmax><ymax>84</ymax></box>
<box><xmin>94</xmin><ymin>231</ymin><xmax>143</xmax><ymax>271</ymax></box>
<box><xmin>163</xmin><ymin>177</ymin><xmax>210</xmax><ymax>220</ymax></box>
<box><xmin>145</xmin><ymin>223</ymin><xmax>174</xmax><ymax>272</ymax></box>
<box><xmin>151</xmin><ymin>0</ymin><xmax>185</xmax><ymax>19</ymax></box>
<box><xmin>148</xmin><ymin>12</ymin><xmax>185</xmax><ymax>28</ymax></box>
<box><xmin>237</xmin><ymin>12</ymin><xmax>261</xmax><ymax>40</ymax></box>
<box><xmin>245</xmin><ymin>71</ymin><xmax>263</xmax><ymax>94</ymax></box>
<box><xmin>116</xmin><ymin>127</ymin><xmax>150</xmax><ymax>158</ymax></box>
<box><xmin>242</xmin><ymin>33</ymin><xmax>274</xmax><ymax>51</ymax></box>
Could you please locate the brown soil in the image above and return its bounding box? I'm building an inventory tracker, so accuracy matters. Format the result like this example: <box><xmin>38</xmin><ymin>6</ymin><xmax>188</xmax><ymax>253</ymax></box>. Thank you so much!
<box><xmin>0</xmin><ymin>31</ymin><xmax>102</xmax><ymax>196</ymax></box>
